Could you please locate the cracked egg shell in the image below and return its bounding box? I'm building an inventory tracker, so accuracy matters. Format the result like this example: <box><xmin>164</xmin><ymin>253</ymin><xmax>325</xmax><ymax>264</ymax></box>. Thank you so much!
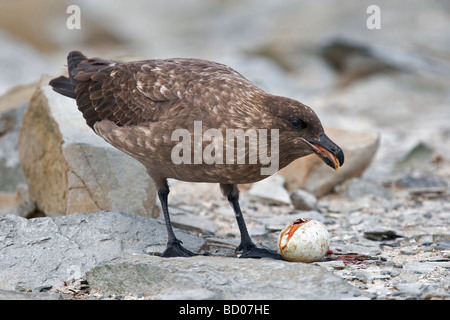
<box><xmin>278</xmin><ymin>218</ymin><xmax>330</xmax><ymax>262</ymax></box>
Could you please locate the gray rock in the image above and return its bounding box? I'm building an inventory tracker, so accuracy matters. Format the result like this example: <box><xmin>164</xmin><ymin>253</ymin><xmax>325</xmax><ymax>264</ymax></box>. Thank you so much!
<box><xmin>157</xmin><ymin>288</ymin><xmax>220</xmax><ymax>300</ymax></box>
<box><xmin>396</xmin><ymin>174</ymin><xmax>448</xmax><ymax>194</ymax></box>
<box><xmin>364</xmin><ymin>227</ymin><xmax>403</xmax><ymax>241</ymax></box>
<box><xmin>12</xmin><ymin>184</ymin><xmax>37</xmax><ymax>218</ymax></box>
<box><xmin>319</xmin><ymin>38</ymin><xmax>450</xmax><ymax>87</ymax></box>
<box><xmin>165</xmin><ymin>206</ymin><xmax>219</xmax><ymax>235</ymax></box>
<box><xmin>86</xmin><ymin>254</ymin><xmax>369</xmax><ymax>300</ymax></box>
<box><xmin>0</xmin><ymin>289</ymin><xmax>69</xmax><ymax>300</ymax></box>
<box><xmin>261</xmin><ymin>210</ymin><xmax>328</xmax><ymax>232</ymax></box>
<box><xmin>435</xmin><ymin>240</ymin><xmax>450</xmax><ymax>250</ymax></box>
<box><xmin>314</xmin><ymin>260</ymin><xmax>346</xmax><ymax>271</ymax></box>
<box><xmin>393</xmin><ymin>282</ymin><xmax>424</xmax><ymax>298</ymax></box>
<box><xmin>0</xmin><ymin>183</ymin><xmax>38</xmax><ymax>218</ymax></box>
<box><xmin>0</xmin><ymin>104</ymin><xmax>27</xmax><ymax>192</ymax></box>
<box><xmin>319</xmin><ymin>39</ymin><xmax>399</xmax><ymax>87</ymax></box>
<box><xmin>290</xmin><ymin>189</ymin><xmax>318</xmax><ymax>211</ymax></box>
<box><xmin>402</xmin><ymin>262</ymin><xmax>440</xmax><ymax>274</ymax></box>
<box><xmin>396</xmin><ymin>142</ymin><xmax>439</xmax><ymax>171</ymax></box>
<box><xmin>327</xmin><ymin>198</ymin><xmax>369</xmax><ymax>214</ymax></box>
<box><xmin>350</xmin><ymin>270</ymin><xmax>374</xmax><ymax>285</ymax></box>
<box><xmin>330</xmin><ymin>242</ymin><xmax>381</xmax><ymax>257</ymax></box>
<box><xmin>247</xmin><ymin>175</ymin><xmax>291</xmax><ymax>206</ymax></box>
<box><xmin>342</xmin><ymin>178</ymin><xmax>391</xmax><ymax>200</ymax></box>
<box><xmin>0</xmin><ymin>211</ymin><xmax>205</xmax><ymax>292</ymax></box>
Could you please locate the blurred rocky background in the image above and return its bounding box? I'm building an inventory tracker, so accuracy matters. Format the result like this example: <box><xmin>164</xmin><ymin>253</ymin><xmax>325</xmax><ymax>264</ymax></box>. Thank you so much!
<box><xmin>0</xmin><ymin>0</ymin><xmax>449</xmax><ymax>300</ymax></box>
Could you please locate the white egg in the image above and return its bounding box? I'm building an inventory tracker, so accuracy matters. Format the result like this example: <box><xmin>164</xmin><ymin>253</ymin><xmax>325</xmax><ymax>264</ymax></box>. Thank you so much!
<box><xmin>278</xmin><ymin>218</ymin><xmax>330</xmax><ymax>262</ymax></box>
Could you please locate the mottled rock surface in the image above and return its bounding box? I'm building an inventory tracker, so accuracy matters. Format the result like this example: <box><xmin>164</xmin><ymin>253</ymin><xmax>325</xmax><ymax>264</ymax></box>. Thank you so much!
<box><xmin>86</xmin><ymin>254</ymin><xmax>367</xmax><ymax>300</ymax></box>
<box><xmin>0</xmin><ymin>211</ymin><xmax>205</xmax><ymax>292</ymax></box>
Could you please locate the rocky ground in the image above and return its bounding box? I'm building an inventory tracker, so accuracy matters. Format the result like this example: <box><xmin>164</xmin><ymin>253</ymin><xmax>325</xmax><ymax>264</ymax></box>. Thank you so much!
<box><xmin>0</xmin><ymin>0</ymin><xmax>449</xmax><ymax>300</ymax></box>
<box><xmin>162</xmin><ymin>171</ymin><xmax>450</xmax><ymax>300</ymax></box>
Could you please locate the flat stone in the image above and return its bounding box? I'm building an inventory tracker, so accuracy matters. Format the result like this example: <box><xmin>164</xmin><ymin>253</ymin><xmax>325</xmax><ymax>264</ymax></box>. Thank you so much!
<box><xmin>435</xmin><ymin>240</ymin><xmax>450</xmax><ymax>250</ymax></box>
<box><xmin>364</xmin><ymin>227</ymin><xmax>403</xmax><ymax>241</ymax></box>
<box><xmin>86</xmin><ymin>254</ymin><xmax>369</xmax><ymax>300</ymax></box>
<box><xmin>393</xmin><ymin>282</ymin><xmax>424</xmax><ymax>298</ymax></box>
<box><xmin>18</xmin><ymin>76</ymin><xmax>157</xmax><ymax>217</ymax></box>
<box><xmin>330</xmin><ymin>242</ymin><xmax>381</xmax><ymax>257</ymax></box>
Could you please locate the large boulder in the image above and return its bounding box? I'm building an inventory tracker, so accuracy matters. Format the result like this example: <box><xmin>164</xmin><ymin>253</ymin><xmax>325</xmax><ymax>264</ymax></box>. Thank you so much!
<box><xmin>18</xmin><ymin>76</ymin><xmax>157</xmax><ymax>217</ymax></box>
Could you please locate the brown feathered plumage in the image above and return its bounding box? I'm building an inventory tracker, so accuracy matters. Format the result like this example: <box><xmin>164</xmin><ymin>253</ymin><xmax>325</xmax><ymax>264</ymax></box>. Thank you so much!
<box><xmin>50</xmin><ymin>51</ymin><xmax>344</xmax><ymax>259</ymax></box>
